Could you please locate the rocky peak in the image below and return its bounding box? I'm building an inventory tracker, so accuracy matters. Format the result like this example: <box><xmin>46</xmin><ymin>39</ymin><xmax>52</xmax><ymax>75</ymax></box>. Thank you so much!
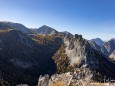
<box><xmin>35</xmin><ymin>25</ymin><xmax>58</xmax><ymax>35</ymax></box>
<box><xmin>64</xmin><ymin>34</ymin><xmax>91</xmax><ymax>67</ymax></box>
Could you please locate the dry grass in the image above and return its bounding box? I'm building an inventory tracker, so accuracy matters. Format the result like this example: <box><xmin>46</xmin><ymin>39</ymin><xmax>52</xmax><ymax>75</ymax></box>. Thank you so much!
<box><xmin>49</xmin><ymin>81</ymin><xmax>66</xmax><ymax>86</ymax></box>
<box><xmin>0</xmin><ymin>29</ymin><xmax>12</xmax><ymax>33</ymax></box>
<box><xmin>91</xmin><ymin>83</ymin><xmax>110</xmax><ymax>86</ymax></box>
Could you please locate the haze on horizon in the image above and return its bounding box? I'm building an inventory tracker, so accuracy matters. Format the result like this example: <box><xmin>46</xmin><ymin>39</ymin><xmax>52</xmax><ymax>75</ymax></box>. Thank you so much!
<box><xmin>0</xmin><ymin>0</ymin><xmax>115</xmax><ymax>40</ymax></box>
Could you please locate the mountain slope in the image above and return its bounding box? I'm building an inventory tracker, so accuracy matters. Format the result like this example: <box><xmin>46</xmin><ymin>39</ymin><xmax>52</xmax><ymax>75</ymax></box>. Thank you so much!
<box><xmin>0</xmin><ymin>29</ymin><xmax>57</xmax><ymax>86</ymax></box>
<box><xmin>0</xmin><ymin>22</ymin><xmax>13</xmax><ymax>30</ymax></box>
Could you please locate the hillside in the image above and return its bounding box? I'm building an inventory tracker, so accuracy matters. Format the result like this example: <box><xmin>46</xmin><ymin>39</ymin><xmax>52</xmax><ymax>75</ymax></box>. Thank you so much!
<box><xmin>0</xmin><ymin>29</ymin><xmax>57</xmax><ymax>86</ymax></box>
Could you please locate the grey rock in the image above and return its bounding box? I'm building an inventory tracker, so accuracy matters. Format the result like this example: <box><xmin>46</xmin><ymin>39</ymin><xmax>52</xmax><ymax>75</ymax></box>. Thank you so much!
<box><xmin>38</xmin><ymin>75</ymin><xmax>49</xmax><ymax>86</ymax></box>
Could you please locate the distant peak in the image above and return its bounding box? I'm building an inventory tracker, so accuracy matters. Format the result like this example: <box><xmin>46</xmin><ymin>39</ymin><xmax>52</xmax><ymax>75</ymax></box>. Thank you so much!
<box><xmin>0</xmin><ymin>21</ymin><xmax>13</xmax><ymax>24</ymax></box>
<box><xmin>41</xmin><ymin>25</ymin><xmax>51</xmax><ymax>28</ymax></box>
<box><xmin>110</xmin><ymin>38</ymin><xmax>115</xmax><ymax>41</ymax></box>
<box><xmin>39</xmin><ymin>25</ymin><xmax>56</xmax><ymax>31</ymax></box>
<box><xmin>42</xmin><ymin>25</ymin><xmax>48</xmax><ymax>27</ymax></box>
<box><xmin>91</xmin><ymin>38</ymin><xmax>102</xmax><ymax>40</ymax></box>
<box><xmin>90</xmin><ymin>38</ymin><xmax>104</xmax><ymax>46</ymax></box>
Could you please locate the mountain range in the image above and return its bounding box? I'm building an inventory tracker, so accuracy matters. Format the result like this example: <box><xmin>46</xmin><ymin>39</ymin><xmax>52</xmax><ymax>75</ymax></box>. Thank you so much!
<box><xmin>89</xmin><ymin>38</ymin><xmax>115</xmax><ymax>61</ymax></box>
<box><xmin>0</xmin><ymin>21</ymin><xmax>115</xmax><ymax>86</ymax></box>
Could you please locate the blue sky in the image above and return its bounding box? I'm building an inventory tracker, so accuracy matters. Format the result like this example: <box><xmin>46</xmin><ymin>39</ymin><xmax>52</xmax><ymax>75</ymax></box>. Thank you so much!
<box><xmin>0</xmin><ymin>0</ymin><xmax>115</xmax><ymax>40</ymax></box>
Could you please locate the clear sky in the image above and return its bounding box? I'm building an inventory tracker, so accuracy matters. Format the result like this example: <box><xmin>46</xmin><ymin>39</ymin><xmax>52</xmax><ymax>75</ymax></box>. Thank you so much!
<box><xmin>0</xmin><ymin>0</ymin><xmax>115</xmax><ymax>40</ymax></box>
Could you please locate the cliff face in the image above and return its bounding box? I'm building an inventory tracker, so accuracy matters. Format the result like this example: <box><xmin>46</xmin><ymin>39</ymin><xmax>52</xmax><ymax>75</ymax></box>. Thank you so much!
<box><xmin>53</xmin><ymin>34</ymin><xmax>115</xmax><ymax>81</ymax></box>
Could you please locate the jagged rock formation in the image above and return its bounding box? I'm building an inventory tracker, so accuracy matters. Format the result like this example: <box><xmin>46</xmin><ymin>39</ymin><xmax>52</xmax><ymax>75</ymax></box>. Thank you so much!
<box><xmin>38</xmin><ymin>72</ymin><xmax>72</xmax><ymax>86</ymax></box>
<box><xmin>38</xmin><ymin>69</ymin><xmax>115</xmax><ymax>86</ymax></box>
<box><xmin>53</xmin><ymin>34</ymin><xmax>115</xmax><ymax>80</ymax></box>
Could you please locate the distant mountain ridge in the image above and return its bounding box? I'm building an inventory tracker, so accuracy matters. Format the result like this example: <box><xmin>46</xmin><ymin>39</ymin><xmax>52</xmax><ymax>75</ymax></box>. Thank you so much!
<box><xmin>101</xmin><ymin>39</ymin><xmax>115</xmax><ymax>55</ymax></box>
<box><xmin>90</xmin><ymin>38</ymin><xmax>104</xmax><ymax>46</ymax></box>
<box><xmin>0</xmin><ymin>21</ymin><xmax>72</xmax><ymax>36</ymax></box>
<box><xmin>0</xmin><ymin>21</ymin><xmax>31</xmax><ymax>34</ymax></box>
<box><xmin>89</xmin><ymin>38</ymin><xmax>115</xmax><ymax>61</ymax></box>
<box><xmin>0</xmin><ymin>29</ymin><xmax>57</xmax><ymax>85</ymax></box>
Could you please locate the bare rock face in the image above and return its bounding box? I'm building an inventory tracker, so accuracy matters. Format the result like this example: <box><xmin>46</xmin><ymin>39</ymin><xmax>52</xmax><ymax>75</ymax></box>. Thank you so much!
<box><xmin>49</xmin><ymin>72</ymin><xmax>72</xmax><ymax>86</ymax></box>
<box><xmin>38</xmin><ymin>69</ymin><xmax>115</xmax><ymax>86</ymax></box>
<box><xmin>63</xmin><ymin>34</ymin><xmax>100</xmax><ymax>68</ymax></box>
<box><xmin>38</xmin><ymin>75</ymin><xmax>49</xmax><ymax>86</ymax></box>
<box><xmin>61</xmin><ymin>34</ymin><xmax>115</xmax><ymax>80</ymax></box>
<box><xmin>38</xmin><ymin>72</ymin><xmax>72</xmax><ymax>86</ymax></box>
<box><xmin>52</xmin><ymin>33</ymin><xmax>115</xmax><ymax>82</ymax></box>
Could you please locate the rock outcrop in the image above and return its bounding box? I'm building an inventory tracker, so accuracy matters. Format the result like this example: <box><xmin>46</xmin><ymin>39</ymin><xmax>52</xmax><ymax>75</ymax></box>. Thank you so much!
<box><xmin>38</xmin><ymin>68</ymin><xmax>94</xmax><ymax>86</ymax></box>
